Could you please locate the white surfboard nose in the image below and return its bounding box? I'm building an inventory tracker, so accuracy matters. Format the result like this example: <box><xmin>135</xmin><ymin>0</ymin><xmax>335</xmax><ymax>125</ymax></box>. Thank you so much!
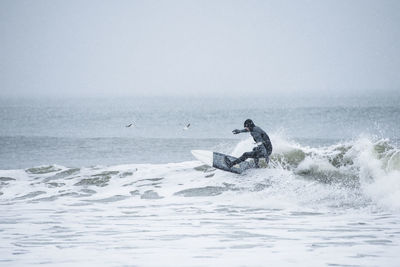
<box><xmin>191</xmin><ymin>150</ymin><xmax>213</xmax><ymax>166</ymax></box>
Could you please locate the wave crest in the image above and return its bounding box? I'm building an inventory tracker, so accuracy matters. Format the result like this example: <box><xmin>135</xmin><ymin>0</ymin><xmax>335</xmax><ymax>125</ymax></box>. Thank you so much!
<box><xmin>1</xmin><ymin>135</ymin><xmax>399</xmax><ymax>211</ymax></box>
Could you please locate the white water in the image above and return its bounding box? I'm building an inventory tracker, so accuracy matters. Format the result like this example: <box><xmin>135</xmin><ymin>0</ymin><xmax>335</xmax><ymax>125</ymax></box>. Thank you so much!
<box><xmin>1</xmin><ymin>135</ymin><xmax>400</xmax><ymax>266</ymax></box>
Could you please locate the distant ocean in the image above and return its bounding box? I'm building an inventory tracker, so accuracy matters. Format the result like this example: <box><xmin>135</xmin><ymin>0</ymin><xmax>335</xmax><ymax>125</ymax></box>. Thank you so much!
<box><xmin>1</xmin><ymin>96</ymin><xmax>399</xmax><ymax>266</ymax></box>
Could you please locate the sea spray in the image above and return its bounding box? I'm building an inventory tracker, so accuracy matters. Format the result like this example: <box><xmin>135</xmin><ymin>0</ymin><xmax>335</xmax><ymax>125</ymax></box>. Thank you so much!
<box><xmin>348</xmin><ymin>137</ymin><xmax>400</xmax><ymax>211</ymax></box>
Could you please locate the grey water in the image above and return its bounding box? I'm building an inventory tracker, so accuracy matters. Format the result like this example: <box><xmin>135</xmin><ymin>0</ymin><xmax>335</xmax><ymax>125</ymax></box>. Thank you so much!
<box><xmin>1</xmin><ymin>96</ymin><xmax>399</xmax><ymax>169</ymax></box>
<box><xmin>1</xmin><ymin>96</ymin><xmax>400</xmax><ymax>267</ymax></box>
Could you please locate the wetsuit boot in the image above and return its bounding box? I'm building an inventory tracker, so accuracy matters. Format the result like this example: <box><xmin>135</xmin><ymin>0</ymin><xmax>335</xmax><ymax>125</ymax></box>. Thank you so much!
<box><xmin>225</xmin><ymin>157</ymin><xmax>241</xmax><ymax>168</ymax></box>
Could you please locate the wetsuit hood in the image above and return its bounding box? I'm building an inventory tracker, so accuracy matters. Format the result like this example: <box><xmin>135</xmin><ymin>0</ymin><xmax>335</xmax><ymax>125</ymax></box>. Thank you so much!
<box><xmin>244</xmin><ymin>119</ymin><xmax>255</xmax><ymax>130</ymax></box>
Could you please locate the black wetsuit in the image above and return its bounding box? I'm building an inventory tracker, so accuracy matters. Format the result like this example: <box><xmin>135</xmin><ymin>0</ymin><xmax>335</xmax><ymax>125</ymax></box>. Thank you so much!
<box><xmin>231</xmin><ymin>125</ymin><xmax>273</xmax><ymax>167</ymax></box>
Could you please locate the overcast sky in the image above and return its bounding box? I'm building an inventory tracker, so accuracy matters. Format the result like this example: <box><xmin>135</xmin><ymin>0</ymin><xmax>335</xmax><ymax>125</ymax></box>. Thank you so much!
<box><xmin>1</xmin><ymin>0</ymin><xmax>399</xmax><ymax>98</ymax></box>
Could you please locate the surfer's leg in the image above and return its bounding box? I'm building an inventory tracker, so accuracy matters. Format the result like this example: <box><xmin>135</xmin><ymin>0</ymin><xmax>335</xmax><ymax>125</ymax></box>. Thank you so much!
<box><xmin>265</xmin><ymin>145</ymin><xmax>272</xmax><ymax>165</ymax></box>
<box><xmin>226</xmin><ymin>151</ymin><xmax>255</xmax><ymax>167</ymax></box>
<box><xmin>264</xmin><ymin>148</ymin><xmax>272</xmax><ymax>165</ymax></box>
<box><xmin>254</xmin><ymin>157</ymin><xmax>260</xmax><ymax>168</ymax></box>
<box><xmin>253</xmin><ymin>149</ymin><xmax>266</xmax><ymax>168</ymax></box>
<box><xmin>256</xmin><ymin>146</ymin><xmax>270</xmax><ymax>167</ymax></box>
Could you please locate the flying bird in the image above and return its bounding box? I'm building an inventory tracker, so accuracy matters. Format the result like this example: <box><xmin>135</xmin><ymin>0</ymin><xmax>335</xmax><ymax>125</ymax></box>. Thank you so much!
<box><xmin>125</xmin><ymin>123</ymin><xmax>134</xmax><ymax>128</ymax></box>
<box><xmin>183</xmin><ymin>123</ymin><xmax>191</xmax><ymax>130</ymax></box>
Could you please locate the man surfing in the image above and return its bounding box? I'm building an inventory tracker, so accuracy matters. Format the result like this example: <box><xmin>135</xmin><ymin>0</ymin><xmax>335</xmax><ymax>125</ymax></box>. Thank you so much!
<box><xmin>225</xmin><ymin>119</ymin><xmax>273</xmax><ymax>168</ymax></box>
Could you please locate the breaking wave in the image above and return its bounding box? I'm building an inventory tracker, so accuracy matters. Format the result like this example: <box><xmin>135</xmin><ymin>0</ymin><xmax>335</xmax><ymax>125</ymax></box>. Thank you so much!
<box><xmin>0</xmin><ymin>135</ymin><xmax>399</xmax><ymax>212</ymax></box>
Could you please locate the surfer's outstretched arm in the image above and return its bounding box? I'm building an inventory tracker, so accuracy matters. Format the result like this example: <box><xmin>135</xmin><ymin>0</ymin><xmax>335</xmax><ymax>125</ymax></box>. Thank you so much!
<box><xmin>232</xmin><ymin>128</ymin><xmax>249</xmax><ymax>134</ymax></box>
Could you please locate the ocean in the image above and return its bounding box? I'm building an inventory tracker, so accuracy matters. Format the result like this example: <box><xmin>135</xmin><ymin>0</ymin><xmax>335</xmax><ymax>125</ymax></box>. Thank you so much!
<box><xmin>1</xmin><ymin>96</ymin><xmax>399</xmax><ymax>266</ymax></box>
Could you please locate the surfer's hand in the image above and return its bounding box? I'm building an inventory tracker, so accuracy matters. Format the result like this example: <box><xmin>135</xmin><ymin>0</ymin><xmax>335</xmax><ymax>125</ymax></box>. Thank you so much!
<box><xmin>232</xmin><ymin>129</ymin><xmax>240</xmax><ymax>134</ymax></box>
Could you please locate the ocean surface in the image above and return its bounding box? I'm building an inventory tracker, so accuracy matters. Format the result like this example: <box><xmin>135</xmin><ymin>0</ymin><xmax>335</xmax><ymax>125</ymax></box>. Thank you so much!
<box><xmin>1</xmin><ymin>96</ymin><xmax>400</xmax><ymax>266</ymax></box>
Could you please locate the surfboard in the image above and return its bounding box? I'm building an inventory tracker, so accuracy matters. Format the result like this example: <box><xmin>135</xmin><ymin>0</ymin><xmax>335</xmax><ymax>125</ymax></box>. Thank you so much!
<box><xmin>191</xmin><ymin>150</ymin><xmax>255</xmax><ymax>174</ymax></box>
